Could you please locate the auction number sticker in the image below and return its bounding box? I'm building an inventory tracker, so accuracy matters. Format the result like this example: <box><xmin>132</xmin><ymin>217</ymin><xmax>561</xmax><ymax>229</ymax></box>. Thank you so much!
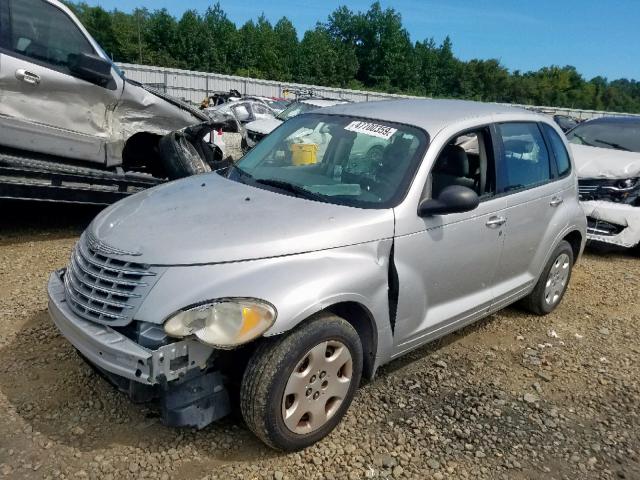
<box><xmin>345</xmin><ymin>121</ymin><xmax>397</xmax><ymax>140</ymax></box>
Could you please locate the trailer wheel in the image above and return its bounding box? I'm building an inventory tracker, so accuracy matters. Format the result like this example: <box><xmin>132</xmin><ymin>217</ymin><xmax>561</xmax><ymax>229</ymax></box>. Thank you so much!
<box><xmin>158</xmin><ymin>131</ymin><xmax>211</xmax><ymax>180</ymax></box>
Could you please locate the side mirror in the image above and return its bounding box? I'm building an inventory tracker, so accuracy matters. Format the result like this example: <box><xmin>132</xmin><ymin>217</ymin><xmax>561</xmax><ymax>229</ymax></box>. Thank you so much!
<box><xmin>418</xmin><ymin>185</ymin><xmax>479</xmax><ymax>217</ymax></box>
<box><xmin>68</xmin><ymin>53</ymin><xmax>113</xmax><ymax>87</ymax></box>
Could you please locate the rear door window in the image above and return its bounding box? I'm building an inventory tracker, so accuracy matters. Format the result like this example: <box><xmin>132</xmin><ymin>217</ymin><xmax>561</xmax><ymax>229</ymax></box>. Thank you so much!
<box><xmin>8</xmin><ymin>0</ymin><xmax>95</xmax><ymax>74</ymax></box>
<box><xmin>497</xmin><ymin>122</ymin><xmax>552</xmax><ymax>192</ymax></box>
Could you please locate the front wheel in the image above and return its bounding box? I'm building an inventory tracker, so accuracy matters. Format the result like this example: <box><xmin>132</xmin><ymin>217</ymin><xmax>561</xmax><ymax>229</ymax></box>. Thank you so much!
<box><xmin>520</xmin><ymin>240</ymin><xmax>574</xmax><ymax>315</ymax></box>
<box><xmin>240</xmin><ymin>313</ymin><xmax>363</xmax><ymax>451</ymax></box>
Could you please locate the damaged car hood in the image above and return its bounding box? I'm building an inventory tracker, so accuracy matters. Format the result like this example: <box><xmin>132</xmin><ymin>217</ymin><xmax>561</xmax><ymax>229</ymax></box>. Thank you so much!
<box><xmin>246</xmin><ymin>117</ymin><xmax>282</xmax><ymax>135</ymax></box>
<box><xmin>89</xmin><ymin>172</ymin><xmax>394</xmax><ymax>266</ymax></box>
<box><xmin>571</xmin><ymin>144</ymin><xmax>640</xmax><ymax>179</ymax></box>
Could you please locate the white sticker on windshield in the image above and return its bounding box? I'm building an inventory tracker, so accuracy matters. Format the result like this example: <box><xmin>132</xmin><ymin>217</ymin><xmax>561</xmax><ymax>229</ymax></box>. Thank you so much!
<box><xmin>344</xmin><ymin>121</ymin><xmax>397</xmax><ymax>140</ymax></box>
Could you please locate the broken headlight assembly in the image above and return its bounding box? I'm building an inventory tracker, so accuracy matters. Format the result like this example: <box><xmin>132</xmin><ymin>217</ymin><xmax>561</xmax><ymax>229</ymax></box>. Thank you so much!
<box><xmin>163</xmin><ymin>299</ymin><xmax>276</xmax><ymax>348</ymax></box>
<box><xmin>579</xmin><ymin>177</ymin><xmax>640</xmax><ymax>205</ymax></box>
<box><xmin>610</xmin><ymin>178</ymin><xmax>640</xmax><ymax>191</ymax></box>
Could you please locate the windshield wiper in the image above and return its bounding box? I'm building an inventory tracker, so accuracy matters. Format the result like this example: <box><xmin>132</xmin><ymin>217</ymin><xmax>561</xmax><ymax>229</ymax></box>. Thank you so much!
<box><xmin>571</xmin><ymin>133</ymin><xmax>595</xmax><ymax>147</ymax></box>
<box><xmin>593</xmin><ymin>139</ymin><xmax>631</xmax><ymax>152</ymax></box>
<box><xmin>253</xmin><ymin>178</ymin><xmax>326</xmax><ymax>201</ymax></box>
<box><xmin>228</xmin><ymin>163</ymin><xmax>253</xmax><ymax>180</ymax></box>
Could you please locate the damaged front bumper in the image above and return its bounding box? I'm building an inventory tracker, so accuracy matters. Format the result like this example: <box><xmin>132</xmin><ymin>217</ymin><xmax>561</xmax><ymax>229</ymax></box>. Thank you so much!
<box><xmin>578</xmin><ymin>178</ymin><xmax>640</xmax><ymax>248</ymax></box>
<box><xmin>581</xmin><ymin>201</ymin><xmax>640</xmax><ymax>248</ymax></box>
<box><xmin>47</xmin><ymin>270</ymin><xmax>230</xmax><ymax>428</ymax></box>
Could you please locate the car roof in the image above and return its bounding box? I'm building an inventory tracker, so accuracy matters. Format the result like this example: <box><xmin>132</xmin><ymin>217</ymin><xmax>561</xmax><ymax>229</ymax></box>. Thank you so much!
<box><xmin>301</xmin><ymin>98</ymin><xmax>349</xmax><ymax>108</ymax></box>
<box><xmin>319</xmin><ymin>99</ymin><xmax>539</xmax><ymax>134</ymax></box>
<box><xmin>578</xmin><ymin>116</ymin><xmax>640</xmax><ymax>126</ymax></box>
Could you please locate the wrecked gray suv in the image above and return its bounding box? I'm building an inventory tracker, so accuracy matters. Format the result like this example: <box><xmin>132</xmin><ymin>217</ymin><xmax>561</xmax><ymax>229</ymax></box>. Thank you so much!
<box><xmin>48</xmin><ymin>100</ymin><xmax>587</xmax><ymax>451</ymax></box>
<box><xmin>0</xmin><ymin>0</ymin><xmax>241</xmax><ymax>181</ymax></box>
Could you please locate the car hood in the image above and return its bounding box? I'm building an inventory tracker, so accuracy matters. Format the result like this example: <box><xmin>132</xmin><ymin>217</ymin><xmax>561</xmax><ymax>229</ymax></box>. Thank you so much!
<box><xmin>89</xmin><ymin>173</ymin><xmax>394</xmax><ymax>266</ymax></box>
<box><xmin>571</xmin><ymin>144</ymin><xmax>640</xmax><ymax>179</ymax></box>
<box><xmin>246</xmin><ymin>117</ymin><xmax>283</xmax><ymax>135</ymax></box>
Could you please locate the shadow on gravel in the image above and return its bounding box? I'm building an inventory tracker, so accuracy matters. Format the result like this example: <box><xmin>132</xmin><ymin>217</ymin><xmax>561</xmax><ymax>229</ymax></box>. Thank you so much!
<box><xmin>378</xmin><ymin>313</ymin><xmax>500</xmax><ymax>378</ymax></box>
<box><xmin>0</xmin><ymin>306</ymin><xmax>505</xmax><ymax>465</ymax></box>
<box><xmin>584</xmin><ymin>242</ymin><xmax>640</xmax><ymax>259</ymax></box>
<box><xmin>0</xmin><ymin>309</ymin><xmax>273</xmax><ymax>463</ymax></box>
<box><xmin>0</xmin><ymin>200</ymin><xmax>102</xmax><ymax>243</ymax></box>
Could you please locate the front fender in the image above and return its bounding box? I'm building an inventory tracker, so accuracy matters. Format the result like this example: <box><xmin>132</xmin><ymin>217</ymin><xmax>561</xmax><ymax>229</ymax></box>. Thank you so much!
<box><xmin>135</xmin><ymin>240</ymin><xmax>394</xmax><ymax>361</ymax></box>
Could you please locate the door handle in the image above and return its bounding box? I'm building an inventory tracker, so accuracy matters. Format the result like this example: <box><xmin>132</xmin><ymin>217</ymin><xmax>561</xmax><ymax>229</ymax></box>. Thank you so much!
<box><xmin>549</xmin><ymin>196</ymin><xmax>564</xmax><ymax>207</ymax></box>
<box><xmin>485</xmin><ymin>216</ymin><xmax>507</xmax><ymax>228</ymax></box>
<box><xmin>15</xmin><ymin>69</ymin><xmax>41</xmax><ymax>85</ymax></box>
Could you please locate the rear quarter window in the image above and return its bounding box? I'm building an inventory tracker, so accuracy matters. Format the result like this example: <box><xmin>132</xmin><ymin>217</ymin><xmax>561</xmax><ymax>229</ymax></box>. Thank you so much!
<box><xmin>542</xmin><ymin>123</ymin><xmax>571</xmax><ymax>177</ymax></box>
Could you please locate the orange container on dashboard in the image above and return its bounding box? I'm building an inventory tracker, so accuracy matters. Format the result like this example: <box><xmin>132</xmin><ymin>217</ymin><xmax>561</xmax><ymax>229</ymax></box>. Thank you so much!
<box><xmin>290</xmin><ymin>143</ymin><xmax>318</xmax><ymax>165</ymax></box>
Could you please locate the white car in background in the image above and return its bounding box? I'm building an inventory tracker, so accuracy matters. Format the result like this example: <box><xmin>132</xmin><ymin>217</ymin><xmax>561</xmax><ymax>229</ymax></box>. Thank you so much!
<box><xmin>568</xmin><ymin>116</ymin><xmax>640</xmax><ymax>249</ymax></box>
<box><xmin>245</xmin><ymin>98</ymin><xmax>349</xmax><ymax>148</ymax></box>
<box><xmin>205</xmin><ymin>98</ymin><xmax>280</xmax><ymax>125</ymax></box>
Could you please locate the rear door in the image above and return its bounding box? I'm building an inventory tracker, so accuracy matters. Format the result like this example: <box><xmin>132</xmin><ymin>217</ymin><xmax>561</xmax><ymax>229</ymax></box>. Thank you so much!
<box><xmin>491</xmin><ymin>122</ymin><xmax>569</xmax><ymax>308</ymax></box>
<box><xmin>0</xmin><ymin>0</ymin><xmax>122</xmax><ymax>163</ymax></box>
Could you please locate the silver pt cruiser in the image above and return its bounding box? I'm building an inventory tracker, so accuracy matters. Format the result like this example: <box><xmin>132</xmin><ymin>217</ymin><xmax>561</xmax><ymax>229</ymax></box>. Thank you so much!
<box><xmin>48</xmin><ymin>99</ymin><xmax>587</xmax><ymax>451</ymax></box>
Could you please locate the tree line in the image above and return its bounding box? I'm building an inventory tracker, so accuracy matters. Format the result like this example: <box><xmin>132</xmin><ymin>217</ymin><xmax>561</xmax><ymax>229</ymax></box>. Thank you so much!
<box><xmin>66</xmin><ymin>1</ymin><xmax>640</xmax><ymax>113</ymax></box>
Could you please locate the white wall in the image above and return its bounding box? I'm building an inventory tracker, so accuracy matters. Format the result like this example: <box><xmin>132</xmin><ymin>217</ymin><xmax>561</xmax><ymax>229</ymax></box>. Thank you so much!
<box><xmin>117</xmin><ymin>63</ymin><xmax>640</xmax><ymax>120</ymax></box>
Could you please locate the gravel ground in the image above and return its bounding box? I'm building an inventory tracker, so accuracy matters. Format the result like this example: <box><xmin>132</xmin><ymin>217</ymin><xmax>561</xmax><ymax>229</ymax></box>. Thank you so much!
<box><xmin>0</xmin><ymin>201</ymin><xmax>639</xmax><ymax>480</ymax></box>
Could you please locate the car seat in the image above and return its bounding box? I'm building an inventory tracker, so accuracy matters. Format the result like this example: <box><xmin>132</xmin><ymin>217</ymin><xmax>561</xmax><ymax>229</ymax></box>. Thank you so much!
<box><xmin>432</xmin><ymin>144</ymin><xmax>476</xmax><ymax>198</ymax></box>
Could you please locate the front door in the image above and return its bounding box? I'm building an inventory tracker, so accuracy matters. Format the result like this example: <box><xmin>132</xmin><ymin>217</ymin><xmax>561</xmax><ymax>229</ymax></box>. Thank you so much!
<box><xmin>393</xmin><ymin>127</ymin><xmax>506</xmax><ymax>356</ymax></box>
<box><xmin>0</xmin><ymin>0</ymin><xmax>122</xmax><ymax>163</ymax></box>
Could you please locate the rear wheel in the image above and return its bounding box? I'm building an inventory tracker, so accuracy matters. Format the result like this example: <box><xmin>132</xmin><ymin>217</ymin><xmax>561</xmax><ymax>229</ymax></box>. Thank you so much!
<box><xmin>240</xmin><ymin>313</ymin><xmax>362</xmax><ymax>451</ymax></box>
<box><xmin>520</xmin><ymin>240</ymin><xmax>574</xmax><ymax>315</ymax></box>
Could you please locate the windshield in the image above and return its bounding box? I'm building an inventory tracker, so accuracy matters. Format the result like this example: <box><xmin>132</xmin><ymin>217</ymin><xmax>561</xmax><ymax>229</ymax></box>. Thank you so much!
<box><xmin>567</xmin><ymin>121</ymin><xmax>640</xmax><ymax>153</ymax></box>
<box><xmin>267</xmin><ymin>100</ymin><xmax>291</xmax><ymax>112</ymax></box>
<box><xmin>276</xmin><ymin>102</ymin><xmax>316</xmax><ymax>121</ymax></box>
<box><xmin>227</xmin><ymin>113</ymin><xmax>428</xmax><ymax>208</ymax></box>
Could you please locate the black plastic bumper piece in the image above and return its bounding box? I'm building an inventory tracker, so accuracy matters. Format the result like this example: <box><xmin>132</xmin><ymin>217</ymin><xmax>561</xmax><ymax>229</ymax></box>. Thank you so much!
<box><xmin>160</xmin><ymin>370</ymin><xmax>230</xmax><ymax>429</ymax></box>
<box><xmin>80</xmin><ymin>352</ymin><xmax>230</xmax><ymax>429</ymax></box>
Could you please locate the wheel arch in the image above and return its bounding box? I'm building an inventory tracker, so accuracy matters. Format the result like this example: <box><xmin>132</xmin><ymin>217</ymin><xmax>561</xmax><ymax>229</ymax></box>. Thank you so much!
<box><xmin>324</xmin><ymin>301</ymin><xmax>378</xmax><ymax>381</ymax></box>
<box><xmin>562</xmin><ymin>230</ymin><xmax>583</xmax><ymax>264</ymax></box>
<box><xmin>274</xmin><ymin>300</ymin><xmax>379</xmax><ymax>382</ymax></box>
<box><xmin>121</xmin><ymin>131</ymin><xmax>165</xmax><ymax>176</ymax></box>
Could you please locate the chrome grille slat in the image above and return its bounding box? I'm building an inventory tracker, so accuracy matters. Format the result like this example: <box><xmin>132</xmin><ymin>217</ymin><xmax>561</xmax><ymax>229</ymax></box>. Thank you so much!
<box><xmin>65</xmin><ymin>271</ymin><xmax>134</xmax><ymax>310</ymax></box>
<box><xmin>64</xmin><ymin>274</ymin><xmax>126</xmax><ymax>320</ymax></box>
<box><xmin>67</xmin><ymin>260</ymin><xmax>141</xmax><ymax>298</ymax></box>
<box><xmin>72</xmin><ymin>249</ymin><xmax>147</xmax><ymax>287</ymax></box>
<box><xmin>63</xmin><ymin>233</ymin><xmax>162</xmax><ymax>326</ymax></box>
<box><xmin>77</xmin><ymin>240</ymin><xmax>155</xmax><ymax>277</ymax></box>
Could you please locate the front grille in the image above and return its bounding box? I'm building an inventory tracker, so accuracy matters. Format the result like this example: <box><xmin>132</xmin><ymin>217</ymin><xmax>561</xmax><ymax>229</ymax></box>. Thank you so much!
<box><xmin>578</xmin><ymin>179</ymin><xmax>612</xmax><ymax>200</ymax></box>
<box><xmin>579</xmin><ymin>178</ymin><xmax>640</xmax><ymax>205</ymax></box>
<box><xmin>63</xmin><ymin>233</ymin><xmax>161</xmax><ymax>326</ymax></box>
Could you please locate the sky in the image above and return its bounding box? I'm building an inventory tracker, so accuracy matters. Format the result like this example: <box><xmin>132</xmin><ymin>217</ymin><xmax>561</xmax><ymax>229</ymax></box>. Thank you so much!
<box><xmin>82</xmin><ymin>0</ymin><xmax>640</xmax><ymax>81</ymax></box>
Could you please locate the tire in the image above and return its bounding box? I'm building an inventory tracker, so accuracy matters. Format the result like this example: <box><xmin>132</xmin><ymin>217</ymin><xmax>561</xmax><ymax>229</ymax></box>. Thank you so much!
<box><xmin>240</xmin><ymin>313</ymin><xmax>363</xmax><ymax>451</ymax></box>
<box><xmin>520</xmin><ymin>240</ymin><xmax>574</xmax><ymax>315</ymax></box>
<box><xmin>158</xmin><ymin>131</ymin><xmax>211</xmax><ymax>180</ymax></box>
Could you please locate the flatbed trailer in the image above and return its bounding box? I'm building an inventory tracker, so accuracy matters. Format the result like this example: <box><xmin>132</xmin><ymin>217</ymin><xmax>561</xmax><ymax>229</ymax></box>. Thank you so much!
<box><xmin>0</xmin><ymin>149</ymin><xmax>164</xmax><ymax>205</ymax></box>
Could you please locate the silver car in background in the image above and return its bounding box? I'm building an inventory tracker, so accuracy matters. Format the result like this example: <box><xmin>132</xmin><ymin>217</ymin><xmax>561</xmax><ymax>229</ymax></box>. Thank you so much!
<box><xmin>48</xmin><ymin>99</ymin><xmax>586</xmax><ymax>451</ymax></box>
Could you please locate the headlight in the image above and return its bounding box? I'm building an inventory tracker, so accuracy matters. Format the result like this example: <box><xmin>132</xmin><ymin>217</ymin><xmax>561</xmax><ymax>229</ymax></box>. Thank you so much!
<box><xmin>614</xmin><ymin>178</ymin><xmax>640</xmax><ymax>191</ymax></box>
<box><xmin>164</xmin><ymin>299</ymin><xmax>276</xmax><ymax>348</ymax></box>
